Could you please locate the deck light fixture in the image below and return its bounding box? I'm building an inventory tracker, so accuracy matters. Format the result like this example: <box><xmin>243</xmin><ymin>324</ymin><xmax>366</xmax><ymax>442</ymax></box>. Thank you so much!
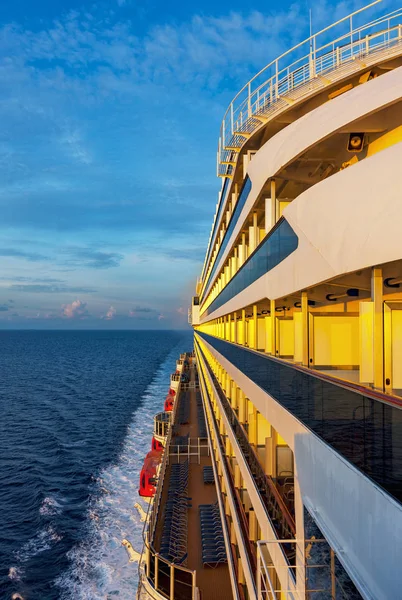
<box><xmin>347</xmin><ymin>132</ymin><xmax>364</xmax><ymax>152</ymax></box>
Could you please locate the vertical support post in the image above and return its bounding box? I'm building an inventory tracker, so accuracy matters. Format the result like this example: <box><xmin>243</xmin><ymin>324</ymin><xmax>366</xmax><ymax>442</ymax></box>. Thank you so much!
<box><xmin>252</xmin><ymin>304</ymin><xmax>258</xmax><ymax>350</ymax></box>
<box><xmin>372</xmin><ymin>267</ymin><xmax>384</xmax><ymax>391</ymax></box>
<box><xmin>242</xmin><ymin>232</ymin><xmax>247</xmax><ymax>263</ymax></box>
<box><xmin>257</xmin><ymin>543</ymin><xmax>262</xmax><ymax>599</ymax></box>
<box><xmin>242</xmin><ymin>308</ymin><xmax>246</xmax><ymax>346</ymax></box>
<box><xmin>249</xmin><ymin>211</ymin><xmax>258</xmax><ymax>254</ymax></box>
<box><xmin>330</xmin><ymin>548</ymin><xmax>336</xmax><ymax>600</ymax></box>
<box><xmin>146</xmin><ymin>533</ymin><xmax>151</xmax><ymax>576</ymax></box>
<box><xmin>275</xmin><ymin>59</ymin><xmax>279</xmax><ymax>99</ymax></box>
<box><xmin>301</xmin><ymin>291</ymin><xmax>309</xmax><ymax>367</ymax></box>
<box><xmin>170</xmin><ymin>564</ymin><xmax>175</xmax><ymax>600</ymax></box>
<box><xmin>270</xmin><ymin>299</ymin><xmax>276</xmax><ymax>356</ymax></box>
<box><xmin>192</xmin><ymin>571</ymin><xmax>196</xmax><ymax>600</ymax></box>
<box><xmin>155</xmin><ymin>554</ymin><xmax>159</xmax><ymax>590</ymax></box>
<box><xmin>270</xmin><ymin>179</ymin><xmax>277</xmax><ymax>225</ymax></box>
<box><xmin>265</xmin><ymin>195</ymin><xmax>273</xmax><ymax>234</ymax></box>
<box><xmin>233</xmin><ymin>312</ymin><xmax>238</xmax><ymax>344</ymax></box>
<box><xmin>265</xmin><ymin>434</ymin><xmax>273</xmax><ymax>475</ymax></box>
<box><xmin>249</xmin><ymin>509</ymin><xmax>258</xmax><ymax>541</ymax></box>
<box><xmin>253</xmin><ymin>210</ymin><xmax>259</xmax><ymax>247</ymax></box>
<box><xmin>350</xmin><ymin>16</ymin><xmax>353</xmax><ymax>53</ymax></box>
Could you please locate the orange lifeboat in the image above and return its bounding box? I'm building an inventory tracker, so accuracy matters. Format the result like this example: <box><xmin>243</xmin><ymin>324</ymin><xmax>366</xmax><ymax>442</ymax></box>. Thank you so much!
<box><xmin>139</xmin><ymin>450</ymin><xmax>162</xmax><ymax>497</ymax></box>
<box><xmin>164</xmin><ymin>395</ymin><xmax>174</xmax><ymax>411</ymax></box>
<box><xmin>151</xmin><ymin>436</ymin><xmax>164</xmax><ymax>451</ymax></box>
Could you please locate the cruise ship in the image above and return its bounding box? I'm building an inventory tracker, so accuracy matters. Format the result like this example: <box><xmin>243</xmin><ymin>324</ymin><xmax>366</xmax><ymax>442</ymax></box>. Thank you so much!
<box><xmin>136</xmin><ymin>3</ymin><xmax>402</xmax><ymax>599</ymax></box>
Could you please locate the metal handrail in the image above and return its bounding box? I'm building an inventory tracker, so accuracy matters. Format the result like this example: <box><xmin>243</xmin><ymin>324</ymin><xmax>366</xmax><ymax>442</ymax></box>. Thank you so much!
<box><xmin>217</xmin><ymin>377</ymin><xmax>296</xmax><ymax>539</ymax></box>
<box><xmin>257</xmin><ymin>539</ymin><xmax>352</xmax><ymax>599</ymax></box>
<box><xmin>141</xmin><ymin>534</ymin><xmax>197</xmax><ymax>600</ymax></box>
<box><xmin>201</xmin><ymin>353</ymin><xmax>296</xmax><ymax>542</ymax></box>
<box><xmin>218</xmin><ymin>3</ymin><xmax>402</xmax><ymax>170</ymax></box>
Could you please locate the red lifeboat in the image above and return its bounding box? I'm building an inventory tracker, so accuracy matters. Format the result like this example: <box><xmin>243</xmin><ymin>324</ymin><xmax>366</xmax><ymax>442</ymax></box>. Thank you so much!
<box><xmin>139</xmin><ymin>450</ymin><xmax>162</xmax><ymax>497</ymax></box>
<box><xmin>151</xmin><ymin>436</ymin><xmax>164</xmax><ymax>451</ymax></box>
<box><xmin>168</xmin><ymin>388</ymin><xmax>176</xmax><ymax>397</ymax></box>
<box><xmin>164</xmin><ymin>394</ymin><xmax>174</xmax><ymax>411</ymax></box>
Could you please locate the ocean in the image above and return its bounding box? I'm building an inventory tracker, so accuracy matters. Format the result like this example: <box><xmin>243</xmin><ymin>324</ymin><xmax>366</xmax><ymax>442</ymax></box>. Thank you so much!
<box><xmin>0</xmin><ymin>329</ymin><xmax>193</xmax><ymax>600</ymax></box>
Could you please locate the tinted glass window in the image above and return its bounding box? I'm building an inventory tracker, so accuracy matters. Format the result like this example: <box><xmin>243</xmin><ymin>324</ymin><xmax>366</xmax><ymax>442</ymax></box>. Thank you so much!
<box><xmin>196</xmin><ymin>332</ymin><xmax>402</xmax><ymax>503</ymax></box>
<box><xmin>202</xmin><ymin>176</ymin><xmax>252</xmax><ymax>299</ymax></box>
<box><xmin>202</xmin><ymin>218</ymin><xmax>298</xmax><ymax>318</ymax></box>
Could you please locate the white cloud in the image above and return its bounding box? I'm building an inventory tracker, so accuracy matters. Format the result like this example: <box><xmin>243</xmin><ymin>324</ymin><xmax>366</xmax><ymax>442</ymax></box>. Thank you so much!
<box><xmin>62</xmin><ymin>299</ymin><xmax>89</xmax><ymax>318</ymax></box>
<box><xmin>102</xmin><ymin>305</ymin><xmax>116</xmax><ymax>320</ymax></box>
<box><xmin>1</xmin><ymin>0</ymin><xmax>383</xmax><ymax>100</ymax></box>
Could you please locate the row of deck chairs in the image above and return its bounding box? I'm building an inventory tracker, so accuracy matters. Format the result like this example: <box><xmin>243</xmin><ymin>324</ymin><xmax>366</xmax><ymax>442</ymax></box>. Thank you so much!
<box><xmin>199</xmin><ymin>503</ymin><xmax>227</xmax><ymax>567</ymax></box>
<box><xmin>177</xmin><ymin>395</ymin><xmax>190</xmax><ymax>425</ymax></box>
<box><xmin>203</xmin><ymin>466</ymin><xmax>214</xmax><ymax>484</ymax></box>
<box><xmin>160</xmin><ymin>460</ymin><xmax>190</xmax><ymax>564</ymax></box>
<box><xmin>196</xmin><ymin>394</ymin><xmax>207</xmax><ymax>438</ymax></box>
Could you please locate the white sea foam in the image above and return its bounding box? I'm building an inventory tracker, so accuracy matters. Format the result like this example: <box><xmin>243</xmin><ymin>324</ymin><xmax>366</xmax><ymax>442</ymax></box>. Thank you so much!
<box><xmin>56</xmin><ymin>342</ymin><xmax>185</xmax><ymax>600</ymax></box>
<box><xmin>16</xmin><ymin>525</ymin><xmax>63</xmax><ymax>563</ymax></box>
<box><xmin>39</xmin><ymin>495</ymin><xmax>63</xmax><ymax>517</ymax></box>
<box><xmin>8</xmin><ymin>566</ymin><xmax>22</xmax><ymax>581</ymax></box>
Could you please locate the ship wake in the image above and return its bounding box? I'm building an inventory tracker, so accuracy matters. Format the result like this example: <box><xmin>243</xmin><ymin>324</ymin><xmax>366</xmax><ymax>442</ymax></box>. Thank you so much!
<box><xmin>56</xmin><ymin>345</ymin><xmax>181</xmax><ymax>600</ymax></box>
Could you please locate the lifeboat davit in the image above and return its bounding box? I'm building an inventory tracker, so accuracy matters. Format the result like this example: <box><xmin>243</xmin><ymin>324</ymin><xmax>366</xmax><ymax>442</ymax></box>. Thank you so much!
<box><xmin>139</xmin><ymin>450</ymin><xmax>162</xmax><ymax>497</ymax></box>
<box><xmin>151</xmin><ymin>436</ymin><xmax>164</xmax><ymax>451</ymax></box>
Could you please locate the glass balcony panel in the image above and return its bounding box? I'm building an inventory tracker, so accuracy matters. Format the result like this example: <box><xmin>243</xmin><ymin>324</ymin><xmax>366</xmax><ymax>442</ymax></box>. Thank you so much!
<box><xmin>197</xmin><ymin>332</ymin><xmax>402</xmax><ymax>503</ymax></box>
<box><xmin>202</xmin><ymin>219</ymin><xmax>298</xmax><ymax>318</ymax></box>
<box><xmin>202</xmin><ymin>176</ymin><xmax>252</xmax><ymax>298</ymax></box>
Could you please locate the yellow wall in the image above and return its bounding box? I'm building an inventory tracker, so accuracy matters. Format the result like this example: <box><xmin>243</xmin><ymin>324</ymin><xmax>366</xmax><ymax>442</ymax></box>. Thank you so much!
<box><xmin>238</xmin><ymin>321</ymin><xmax>245</xmax><ymax>345</ymax></box>
<box><xmin>313</xmin><ymin>315</ymin><xmax>359</xmax><ymax>366</ymax></box>
<box><xmin>360</xmin><ymin>302</ymin><xmax>374</xmax><ymax>383</ymax></box>
<box><xmin>367</xmin><ymin>125</ymin><xmax>402</xmax><ymax>157</ymax></box>
<box><xmin>248</xmin><ymin>319</ymin><xmax>255</xmax><ymax>349</ymax></box>
<box><xmin>293</xmin><ymin>312</ymin><xmax>303</xmax><ymax>363</ymax></box>
<box><xmin>278</xmin><ymin>319</ymin><xmax>294</xmax><ymax>357</ymax></box>
<box><xmin>279</xmin><ymin>200</ymin><xmax>291</xmax><ymax>217</ymax></box>
<box><xmin>392</xmin><ymin>310</ymin><xmax>402</xmax><ymax>389</ymax></box>
<box><xmin>257</xmin><ymin>317</ymin><xmax>266</xmax><ymax>350</ymax></box>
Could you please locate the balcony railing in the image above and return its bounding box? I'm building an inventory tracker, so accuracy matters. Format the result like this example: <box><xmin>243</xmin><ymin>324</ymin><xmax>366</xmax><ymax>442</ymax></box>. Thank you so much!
<box><xmin>154</xmin><ymin>411</ymin><xmax>172</xmax><ymax>440</ymax></box>
<box><xmin>197</xmin><ymin>355</ymin><xmax>258</xmax><ymax>597</ymax></box>
<box><xmin>202</xmin><ymin>353</ymin><xmax>296</xmax><ymax>550</ymax></box>
<box><xmin>196</xmin><ymin>332</ymin><xmax>402</xmax><ymax>504</ymax></box>
<box><xmin>257</xmin><ymin>539</ymin><xmax>361</xmax><ymax>599</ymax></box>
<box><xmin>217</xmin><ymin>3</ymin><xmax>402</xmax><ymax>175</ymax></box>
<box><xmin>139</xmin><ymin>534</ymin><xmax>197</xmax><ymax>600</ymax></box>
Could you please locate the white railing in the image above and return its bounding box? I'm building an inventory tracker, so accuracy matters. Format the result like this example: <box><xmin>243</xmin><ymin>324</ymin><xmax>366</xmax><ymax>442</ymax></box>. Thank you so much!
<box><xmin>257</xmin><ymin>540</ymin><xmax>354</xmax><ymax>599</ymax></box>
<box><xmin>217</xmin><ymin>1</ymin><xmax>402</xmax><ymax>175</ymax></box>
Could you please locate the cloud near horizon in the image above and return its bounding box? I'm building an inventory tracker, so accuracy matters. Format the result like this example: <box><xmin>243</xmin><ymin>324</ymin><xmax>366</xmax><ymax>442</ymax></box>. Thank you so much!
<box><xmin>62</xmin><ymin>299</ymin><xmax>89</xmax><ymax>319</ymax></box>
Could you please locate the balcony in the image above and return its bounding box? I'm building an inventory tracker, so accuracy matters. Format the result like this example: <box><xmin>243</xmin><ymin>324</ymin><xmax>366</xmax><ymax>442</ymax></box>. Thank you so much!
<box><xmin>257</xmin><ymin>539</ymin><xmax>362</xmax><ymax>600</ymax></box>
<box><xmin>154</xmin><ymin>411</ymin><xmax>172</xmax><ymax>443</ymax></box>
<box><xmin>197</xmin><ymin>331</ymin><xmax>402</xmax><ymax>504</ymax></box>
<box><xmin>201</xmin><ymin>217</ymin><xmax>298</xmax><ymax>318</ymax></box>
<box><xmin>199</xmin><ymin>344</ymin><xmax>296</xmax><ymax>563</ymax></box>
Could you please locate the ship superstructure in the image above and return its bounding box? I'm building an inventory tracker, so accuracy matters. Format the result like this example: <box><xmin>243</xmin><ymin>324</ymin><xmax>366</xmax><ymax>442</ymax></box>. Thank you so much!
<box><xmin>137</xmin><ymin>4</ymin><xmax>402</xmax><ymax>599</ymax></box>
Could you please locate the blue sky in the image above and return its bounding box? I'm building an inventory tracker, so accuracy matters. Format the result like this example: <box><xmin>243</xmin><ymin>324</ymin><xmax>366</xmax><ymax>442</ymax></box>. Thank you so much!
<box><xmin>0</xmin><ymin>0</ymin><xmax>394</xmax><ymax>328</ymax></box>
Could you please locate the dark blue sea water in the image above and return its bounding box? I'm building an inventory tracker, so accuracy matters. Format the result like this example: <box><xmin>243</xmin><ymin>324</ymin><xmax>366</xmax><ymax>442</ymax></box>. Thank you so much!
<box><xmin>0</xmin><ymin>330</ymin><xmax>192</xmax><ymax>600</ymax></box>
